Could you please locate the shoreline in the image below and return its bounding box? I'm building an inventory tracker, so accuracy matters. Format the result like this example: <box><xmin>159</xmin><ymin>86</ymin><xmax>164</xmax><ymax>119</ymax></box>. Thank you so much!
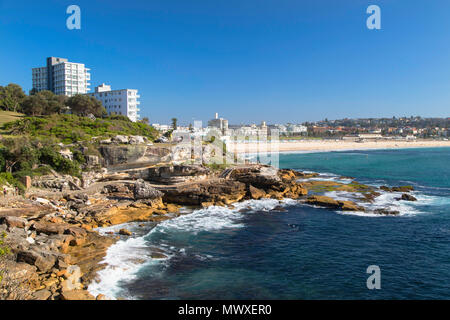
<box><xmin>228</xmin><ymin>139</ymin><xmax>450</xmax><ymax>154</ymax></box>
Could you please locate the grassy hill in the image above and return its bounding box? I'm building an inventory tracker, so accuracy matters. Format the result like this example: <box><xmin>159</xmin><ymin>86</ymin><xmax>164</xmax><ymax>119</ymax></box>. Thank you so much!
<box><xmin>1</xmin><ymin>114</ymin><xmax>159</xmax><ymax>144</ymax></box>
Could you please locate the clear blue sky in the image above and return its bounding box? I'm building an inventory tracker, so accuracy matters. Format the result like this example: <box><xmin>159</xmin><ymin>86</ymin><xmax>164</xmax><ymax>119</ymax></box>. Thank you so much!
<box><xmin>1</xmin><ymin>0</ymin><xmax>449</xmax><ymax>125</ymax></box>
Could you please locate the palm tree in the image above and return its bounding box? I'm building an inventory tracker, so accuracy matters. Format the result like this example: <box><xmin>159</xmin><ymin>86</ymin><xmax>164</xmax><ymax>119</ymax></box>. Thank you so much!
<box><xmin>171</xmin><ymin>117</ymin><xmax>178</xmax><ymax>130</ymax></box>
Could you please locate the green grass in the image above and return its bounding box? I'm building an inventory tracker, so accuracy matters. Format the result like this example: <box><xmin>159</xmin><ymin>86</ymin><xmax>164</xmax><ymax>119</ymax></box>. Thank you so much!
<box><xmin>1</xmin><ymin>113</ymin><xmax>159</xmax><ymax>144</ymax></box>
<box><xmin>0</xmin><ymin>111</ymin><xmax>24</xmax><ymax>129</ymax></box>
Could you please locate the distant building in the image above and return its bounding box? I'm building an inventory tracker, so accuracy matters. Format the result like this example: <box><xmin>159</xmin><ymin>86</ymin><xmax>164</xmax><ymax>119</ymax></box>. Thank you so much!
<box><xmin>152</xmin><ymin>123</ymin><xmax>171</xmax><ymax>131</ymax></box>
<box><xmin>358</xmin><ymin>133</ymin><xmax>383</xmax><ymax>140</ymax></box>
<box><xmin>208</xmin><ymin>113</ymin><xmax>229</xmax><ymax>135</ymax></box>
<box><xmin>87</xmin><ymin>84</ymin><xmax>140</xmax><ymax>122</ymax></box>
<box><xmin>286</xmin><ymin>124</ymin><xmax>307</xmax><ymax>134</ymax></box>
<box><xmin>32</xmin><ymin>57</ymin><xmax>91</xmax><ymax>96</ymax></box>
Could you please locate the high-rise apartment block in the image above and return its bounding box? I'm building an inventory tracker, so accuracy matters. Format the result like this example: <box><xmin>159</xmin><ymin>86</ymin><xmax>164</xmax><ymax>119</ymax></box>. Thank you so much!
<box><xmin>32</xmin><ymin>57</ymin><xmax>91</xmax><ymax>96</ymax></box>
<box><xmin>88</xmin><ymin>84</ymin><xmax>140</xmax><ymax>122</ymax></box>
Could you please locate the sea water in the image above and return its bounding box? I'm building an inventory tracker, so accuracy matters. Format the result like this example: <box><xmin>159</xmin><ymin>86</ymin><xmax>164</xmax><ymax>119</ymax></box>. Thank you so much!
<box><xmin>88</xmin><ymin>147</ymin><xmax>450</xmax><ymax>299</ymax></box>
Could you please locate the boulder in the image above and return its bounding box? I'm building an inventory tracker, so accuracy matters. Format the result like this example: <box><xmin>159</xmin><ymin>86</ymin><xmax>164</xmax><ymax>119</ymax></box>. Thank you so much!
<box><xmin>374</xmin><ymin>209</ymin><xmax>400</xmax><ymax>215</ymax></box>
<box><xmin>112</xmin><ymin>135</ymin><xmax>129</xmax><ymax>144</ymax></box>
<box><xmin>129</xmin><ymin>135</ymin><xmax>146</xmax><ymax>144</ymax></box>
<box><xmin>2</xmin><ymin>216</ymin><xmax>28</xmax><ymax>228</ymax></box>
<box><xmin>32</xmin><ymin>289</ymin><xmax>52</xmax><ymax>300</ymax></box>
<box><xmin>226</xmin><ymin>165</ymin><xmax>282</xmax><ymax>189</ymax></box>
<box><xmin>119</xmin><ymin>229</ymin><xmax>132</xmax><ymax>236</ymax></box>
<box><xmin>392</xmin><ymin>186</ymin><xmax>414</xmax><ymax>192</ymax></box>
<box><xmin>60</xmin><ymin>290</ymin><xmax>95</xmax><ymax>300</ymax></box>
<box><xmin>398</xmin><ymin>193</ymin><xmax>417</xmax><ymax>201</ymax></box>
<box><xmin>162</xmin><ymin>179</ymin><xmax>247</xmax><ymax>206</ymax></box>
<box><xmin>32</xmin><ymin>222</ymin><xmax>66</xmax><ymax>235</ymax></box>
<box><xmin>133</xmin><ymin>180</ymin><xmax>163</xmax><ymax>200</ymax></box>
<box><xmin>305</xmin><ymin>195</ymin><xmax>365</xmax><ymax>212</ymax></box>
<box><xmin>248</xmin><ymin>185</ymin><xmax>266</xmax><ymax>200</ymax></box>
<box><xmin>16</xmin><ymin>249</ymin><xmax>57</xmax><ymax>272</ymax></box>
<box><xmin>61</xmin><ymin>265</ymin><xmax>83</xmax><ymax>291</ymax></box>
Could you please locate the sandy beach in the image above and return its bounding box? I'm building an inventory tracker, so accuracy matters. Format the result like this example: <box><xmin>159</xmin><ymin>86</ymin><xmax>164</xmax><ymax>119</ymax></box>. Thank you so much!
<box><xmin>228</xmin><ymin>139</ymin><xmax>450</xmax><ymax>154</ymax></box>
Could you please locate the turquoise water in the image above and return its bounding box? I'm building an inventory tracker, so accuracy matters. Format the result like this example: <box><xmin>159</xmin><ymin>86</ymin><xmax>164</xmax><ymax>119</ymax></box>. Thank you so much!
<box><xmin>89</xmin><ymin>147</ymin><xmax>450</xmax><ymax>299</ymax></box>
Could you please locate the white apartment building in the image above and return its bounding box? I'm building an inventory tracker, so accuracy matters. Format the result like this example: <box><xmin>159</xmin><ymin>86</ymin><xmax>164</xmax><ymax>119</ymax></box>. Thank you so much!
<box><xmin>88</xmin><ymin>84</ymin><xmax>140</xmax><ymax>122</ymax></box>
<box><xmin>32</xmin><ymin>57</ymin><xmax>91</xmax><ymax>96</ymax></box>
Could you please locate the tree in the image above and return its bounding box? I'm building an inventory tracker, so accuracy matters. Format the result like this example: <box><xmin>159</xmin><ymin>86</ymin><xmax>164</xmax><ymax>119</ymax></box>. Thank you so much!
<box><xmin>171</xmin><ymin>117</ymin><xmax>178</xmax><ymax>130</ymax></box>
<box><xmin>140</xmin><ymin>117</ymin><xmax>149</xmax><ymax>124</ymax></box>
<box><xmin>0</xmin><ymin>83</ymin><xmax>26</xmax><ymax>112</ymax></box>
<box><xmin>21</xmin><ymin>94</ymin><xmax>45</xmax><ymax>116</ymax></box>
<box><xmin>21</xmin><ymin>90</ymin><xmax>66</xmax><ymax>116</ymax></box>
<box><xmin>66</xmin><ymin>94</ymin><xmax>106</xmax><ymax>117</ymax></box>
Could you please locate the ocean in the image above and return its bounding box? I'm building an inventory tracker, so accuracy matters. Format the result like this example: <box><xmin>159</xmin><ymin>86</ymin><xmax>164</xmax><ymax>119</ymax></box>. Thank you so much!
<box><xmin>88</xmin><ymin>147</ymin><xmax>450</xmax><ymax>299</ymax></box>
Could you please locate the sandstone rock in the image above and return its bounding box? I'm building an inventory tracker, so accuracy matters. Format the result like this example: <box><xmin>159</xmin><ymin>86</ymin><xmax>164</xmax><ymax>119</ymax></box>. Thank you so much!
<box><xmin>145</xmin><ymin>164</ymin><xmax>211</xmax><ymax>184</ymax></box>
<box><xmin>33</xmin><ymin>289</ymin><xmax>52</xmax><ymax>300</ymax></box>
<box><xmin>32</xmin><ymin>222</ymin><xmax>66</xmax><ymax>235</ymax></box>
<box><xmin>305</xmin><ymin>195</ymin><xmax>365</xmax><ymax>212</ymax></box>
<box><xmin>129</xmin><ymin>135</ymin><xmax>146</xmax><ymax>144</ymax></box>
<box><xmin>133</xmin><ymin>181</ymin><xmax>163</xmax><ymax>200</ymax></box>
<box><xmin>119</xmin><ymin>229</ymin><xmax>132</xmax><ymax>236</ymax></box>
<box><xmin>339</xmin><ymin>200</ymin><xmax>365</xmax><ymax>212</ymax></box>
<box><xmin>398</xmin><ymin>193</ymin><xmax>417</xmax><ymax>201</ymax></box>
<box><xmin>16</xmin><ymin>249</ymin><xmax>57</xmax><ymax>272</ymax></box>
<box><xmin>2</xmin><ymin>216</ymin><xmax>28</xmax><ymax>228</ymax></box>
<box><xmin>151</xmin><ymin>252</ymin><xmax>168</xmax><ymax>259</ymax></box>
<box><xmin>226</xmin><ymin>165</ymin><xmax>282</xmax><ymax>189</ymax></box>
<box><xmin>248</xmin><ymin>185</ymin><xmax>266</xmax><ymax>200</ymax></box>
<box><xmin>165</xmin><ymin>203</ymin><xmax>179</xmax><ymax>213</ymax></box>
<box><xmin>392</xmin><ymin>186</ymin><xmax>414</xmax><ymax>192</ymax></box>
<box><xmin>112</xmin><ymin>135</ymin><xmax>129</xmax><ymax>144</ymax></box>
<box><xmin>162</xmin><ymin>179</ymin><xmax>247</xmax><ymax>206</ymax></box>
<box><xmin>61</xmin><ymin>265</ymin><xmax>83</xmax><ymax>291</ymax></box>
<box><xmin>60</xmin><ymin>290</ymin><xmax>95</xmax><ymax>300</ymax></box>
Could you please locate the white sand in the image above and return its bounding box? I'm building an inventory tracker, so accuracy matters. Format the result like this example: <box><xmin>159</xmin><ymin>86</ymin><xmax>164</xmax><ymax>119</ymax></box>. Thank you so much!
<box><xmin>227</xmin><ymin>139</ymin><xmax>450</xmax><ymax>154</ymax></box>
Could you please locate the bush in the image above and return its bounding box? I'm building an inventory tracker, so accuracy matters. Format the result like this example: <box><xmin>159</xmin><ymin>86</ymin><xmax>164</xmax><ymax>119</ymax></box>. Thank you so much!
<box><xmin>38</xmin><ymin>146</ymin><xmax>81</xmax><ymax>177</ymax></box>
<box><xmin>1</xmin><ymin>114</ymin><xmax>159</xmax><ymax>144</ymax></box>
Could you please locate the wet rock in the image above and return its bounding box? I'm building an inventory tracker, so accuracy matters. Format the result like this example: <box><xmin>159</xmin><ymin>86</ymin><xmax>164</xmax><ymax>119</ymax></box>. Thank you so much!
<box><xmin>374</xmin><ymin>209</ymin><xmax>400</xmax><ymax>215</ymax></box>
<box><xmin>151</xmin><ymin>252</ymin><xmax>168</xmax><ymax>259</ymax></box>
<box><xmin>380</xmin><ymin>185</ymin><xmax>414</xmax><ymax>192</ymax></box>
<box><xmin>305</xmin><ymin>195</ymin><xmax>365</xmax><ymax>212</ymax></box>
<box><xmin>119</xmin><ymin>229</ymin><xmax>132</xmax><ymax>236</ymax></box>
<box><xmin>270</xmin><ymin>205</ymin><xmax>287</xmax><ymax>212</ymax></box>
<box><xmin>397</xmin><ymin>193</ymin><xmax>417</xmax><ymax>201</ymax></box>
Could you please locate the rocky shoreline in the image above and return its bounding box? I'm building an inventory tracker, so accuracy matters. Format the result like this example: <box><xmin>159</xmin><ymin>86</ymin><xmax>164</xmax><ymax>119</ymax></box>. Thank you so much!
<box><xmin>0</xmin><ymin>163</ymin><xmax>417</xmax><ymax>300</ymax></box>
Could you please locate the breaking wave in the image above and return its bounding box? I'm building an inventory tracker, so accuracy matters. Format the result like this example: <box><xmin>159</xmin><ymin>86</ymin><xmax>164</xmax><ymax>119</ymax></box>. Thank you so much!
<box><xmin>87</xmin><ymin>198</ymin><xmax>297</xmax><ymax>299</ymax></box>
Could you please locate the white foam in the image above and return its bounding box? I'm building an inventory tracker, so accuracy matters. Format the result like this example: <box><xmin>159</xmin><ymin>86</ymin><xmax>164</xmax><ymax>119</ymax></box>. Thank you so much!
<box><xmin>321</xmin><ymin>190</ymin><xmax>425</xmax><ymax>217</ymax></box>
<box><xmin>87</xmin><ymin>235</ymin><xmax>157</xmax><ymax>299</ymax></box>
<box><xmin>87</xmin><ymin>198</ymin><xmax>296</xmax><ymax>299</ymax></box>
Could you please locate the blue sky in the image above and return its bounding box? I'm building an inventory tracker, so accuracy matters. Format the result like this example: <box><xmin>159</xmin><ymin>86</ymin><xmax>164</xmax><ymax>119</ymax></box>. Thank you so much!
<box><xmin>1</xmin><ymin>0</ymin><xmax>449</xmax><ymax>125</ymax></box>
